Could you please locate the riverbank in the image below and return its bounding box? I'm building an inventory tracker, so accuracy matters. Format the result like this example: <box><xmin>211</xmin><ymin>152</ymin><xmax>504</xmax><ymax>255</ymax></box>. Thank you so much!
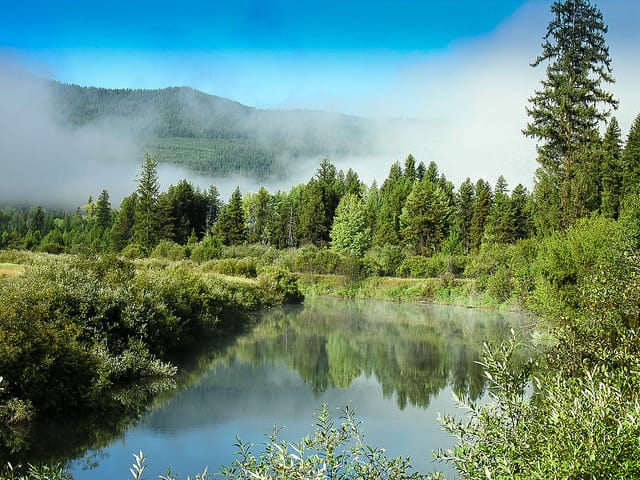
<box><xmin>0</xmin><ymin>252</ymin><xmax>303</xmax><ymax>462</ymax></box>
<box><xmin>296</xmin><ymin>272</ymin><xmax>521</xmax><ymax>311</ymax></box>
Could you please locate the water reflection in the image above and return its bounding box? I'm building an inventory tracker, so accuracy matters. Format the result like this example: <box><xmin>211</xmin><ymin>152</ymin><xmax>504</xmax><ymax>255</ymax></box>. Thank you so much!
<box><xmin>10</xmin><ymin>298</ymin><xmax>520</xmax><ymax>478</ymax></box>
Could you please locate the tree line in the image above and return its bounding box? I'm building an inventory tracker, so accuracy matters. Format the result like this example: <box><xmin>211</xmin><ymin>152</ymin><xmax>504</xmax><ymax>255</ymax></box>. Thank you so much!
<box><xmin>1</xmin><ymin>113</ymin><xmax>639</xmax><ymax>262</ymax></box>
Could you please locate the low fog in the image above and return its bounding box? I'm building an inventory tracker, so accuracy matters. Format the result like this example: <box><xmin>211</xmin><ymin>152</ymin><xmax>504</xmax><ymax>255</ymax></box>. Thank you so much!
<box><xmin>1</xmin><ymin>0</ymin><xmax>639</xmax><ymax>210</ymax></box>
<box><xmin>0</xmin><ymin>63</ymin><xmax>140</xmax><ymax>207</ymax></box>
<box><xmin>0</xmin><ymin>60</ymin><xmax>438</xmax><ymax>208</ymax></box>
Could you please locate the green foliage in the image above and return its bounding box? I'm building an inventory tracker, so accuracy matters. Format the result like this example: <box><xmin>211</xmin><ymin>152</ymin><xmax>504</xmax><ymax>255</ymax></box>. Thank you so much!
<box><xmin>330</xmin><ymin>193</ymin><xmax>370</xmax><ymax>257</ymax></box>
<box><xmin>190</xmin><ymin>234</ymin><xmax>223</xmax><ymax>262</ymax></box>
<box><xmin>204</xmin><ymin>257</ymin><xmax>258</xmax><ymax>278</ymax></box>
<box><xmin>524</xmin><ymin>0</ymin><xmax>617</xmax><ymax>229</ymax></box>
<box><xmin>0</xmin><ymin>252</ymin><xmax>303</xmax><ymax>433</ymax></box>
<box><xmin>257</xmin><ymin>266</ymin><xmax>304</xmax><ymax>304</ymax></box>
<box><xmin>362</xmin><ymin>244</ymin><xmax>406</xmax><ymax>276</ymax></box>
<box><xmin>439</xmin><ymin>333</ymin><xmax>640</xmax><ymax>479</ymax></box>
<box><xmin>151</xmin><ymin>240</ymin><xmax>188</xmax><ymax>261</ymax></box>
<box><xmin>622</xmin><ymin>114</ymin><xmax>640</xmax><ymax>199</ymax></box>
<box><xmin>220</xmin><ymin>405</ymin><xmax>434</xmax><ymax>480</ymax></box>
<box><xmin>214</xmin><ymin>187</ymin><xmax>247</xmax><ymax>246</ymax></box>
<box><xmin>397</xmin><ymin>255</ymin><xmax>447</xmax><ymax>279</ymax></box>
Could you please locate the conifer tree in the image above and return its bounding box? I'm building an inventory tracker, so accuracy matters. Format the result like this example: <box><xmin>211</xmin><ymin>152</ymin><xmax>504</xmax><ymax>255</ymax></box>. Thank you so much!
<box><xmin>484</xmin><ymin>176</ymin><xmax>515</xmax><ymax>244</ymax></box>
<box><xmin>511</xmin><ymin>184</ymin><xmax>534</xmax><ymax>240</ymax></box>
<box><xmin>298</xmin><ymin>181</ymin><xmax>327</xmax><ymax>246</ymax></box>
<box><xmin>455</xmin><ymin>178</ymin><xmax>476</xmax><ymax>254</ymax></box>
<box><xmin>110</xmin><ymin>193</ymin><xmax>138</xmax><ymax>251</ymax></box>
<box><xmin>470</xmin><ymin>180</ymin><xmax>492</xmax><ymax>252</ymax></box>
<box><xmin>133</xmin><ymin>152</ymin><xmax>161</xmax><ymax>252</ymax></box>
<box><xmin>600</xmin><ymin>117</ymin><xmax>623</xmax><ymax>218</ymax></box>
<box><xmin>214</xmin><ymin>186</ymin><xmax>247</xmax><ymax>246</ymax></box>
<box><xmin>524</xmin><ymin>0</ymin><xmax>617</xmax><ymax>229</ymax></box>
<box><xmin>248</xmin><ymin>187</ymin><xmax>271</xmax><ymax>245</ymax></box>
<box><xmin>95</xmin><ymin>189</ymin><xmax>112</xmax><ymax>230</ymax></box>
<box><xmin>622</xmin><ymin>114</ymin><xmax>640</xmax><ymax>199</ymax></box>
<box><xmin>400</xmin><ymin>179</ymin><xmax>452</xmax><ymax>255</ymax></box>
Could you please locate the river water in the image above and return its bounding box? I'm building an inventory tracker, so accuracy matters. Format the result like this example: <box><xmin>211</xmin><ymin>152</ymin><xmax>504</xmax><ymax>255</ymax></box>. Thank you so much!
<box><xmin>44</xmin><ymin>298</ymin><xmax>521</xmax><ymax>478</ymax></box>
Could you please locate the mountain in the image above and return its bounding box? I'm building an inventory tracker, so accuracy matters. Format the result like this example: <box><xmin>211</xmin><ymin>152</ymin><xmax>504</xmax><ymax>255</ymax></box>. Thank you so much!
<box><xmin>49</xmin><ymin>83</ymin><xmax>376</xmax><ymax>180</ymax></box>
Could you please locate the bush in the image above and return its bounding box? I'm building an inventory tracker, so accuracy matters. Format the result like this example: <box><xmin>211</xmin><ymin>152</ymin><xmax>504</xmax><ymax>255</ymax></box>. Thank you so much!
<box><xmin>220</xmin><ymin>405</ymin><xmax>434</xmax><ymax>480</ymax></box>
<box><xmin>150</xmin><ymin>240</ymin><xmax>187</xmax><ymax>261</ymax></box>
<box><xmin>190</xmin><ymin>235</ymin><xmax>222</xmax><ymax>262</ymax></box>
<box><xmin>362</xmin><ymin>244</ymin><xmax>406</xmax><ymax>276</ymax></box>
<box><xmin>397</xmin><ymin>255</ymin><xmax>447</xmax><ymax>278</ymax></box>
<box><xmin>257</xmin><ymin>267</ymin><xmax>304</xmax><ymax>304</ymax></box>
<box><xmin>204</xmin><ymin>257</ymin><xmax>258</xmax><ymax>278</ymax></box>
<box><xmin>120</xmin><ymin>243</ymin><xmax>146</xmax><ymax>259</ymax></box>
<box><xmin>439</xmin><ymin>334</ymin><xmax>640</xmax><ymax>479</ymax></box>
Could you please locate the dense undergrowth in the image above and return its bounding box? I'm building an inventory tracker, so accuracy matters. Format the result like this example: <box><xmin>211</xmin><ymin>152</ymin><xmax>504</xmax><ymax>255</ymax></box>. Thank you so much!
<box><xmin>0</xmin><ymin>252</ymin><xmax>302</xmax><ymax>465</ymax></box>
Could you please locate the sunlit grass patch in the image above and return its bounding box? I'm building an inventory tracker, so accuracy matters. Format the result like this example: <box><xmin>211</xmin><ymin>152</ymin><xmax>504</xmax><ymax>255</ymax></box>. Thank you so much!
<box><xmin>0</xmin><ymin>263</ymin><xmax>23</xmax><ymax>278</ymax></box>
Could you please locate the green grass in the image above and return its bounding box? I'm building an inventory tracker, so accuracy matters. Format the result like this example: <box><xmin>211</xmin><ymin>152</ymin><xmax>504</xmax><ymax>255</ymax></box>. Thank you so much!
<box><xmin>0</xmin><ymin>263</ymin><xmax>23</xmax><ymax>278</ymax></box>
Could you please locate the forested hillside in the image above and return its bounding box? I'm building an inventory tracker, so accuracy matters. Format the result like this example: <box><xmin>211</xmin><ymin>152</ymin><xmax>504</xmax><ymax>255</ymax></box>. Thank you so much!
<box><xmin>50</xmin><ymin>83</ymin><xmax>373</xmax><ymax>179</ymax></box>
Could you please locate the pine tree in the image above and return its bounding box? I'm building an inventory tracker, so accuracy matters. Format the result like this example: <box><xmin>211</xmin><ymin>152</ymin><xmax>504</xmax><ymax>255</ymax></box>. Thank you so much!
<box><xmin>622</xmin><ymin>114</ymin><xmax>640</xmax><ymax>199</ymax></box>
<box><xmin>110</xmin><ymin>193</ymin><xmax>138</xmax><ymax>251</ymax></box>
<box><xmin>404</xmin><ymin>154</ymin><xmax>417</xmax><ymax>183</ymax></box>
<box><xmin>214</xmin><ymin>186</ymin><xmax>247</xmax><ymax>246</ymax></box>
<box><xmin>470</xmin><ymin>180</ymin><xmax>492</xmax><ymax>252</ymax></box>
<box><xmin>524</xmin><ymin>0</ymin><xmax>617</xmax><ymax>229</ymax></box>
<box><xmin>600</xmin><ymin>117</ymin><xmax>623</xmax><ymax>218</ymax></box>
<box><xmin>95</xmin><ymin>189</ymin><xmax>112</xmax><ymax>230</ymax></box>
<box><xmin>298</xmin><ymin>181</ymin><xmax>327</xmax><ymax>246</ymax></box>
<box><xmin>511</xmin><ymin>184</ymin><xmax>534</xmax><ymax>240</ymax></box>
<box><xmin>400</xmin><ymin>179</ymin><xmax>452</xmax><ymax>255</ymax></box>
<box><xmin>484</xmin><ymin>176</ymin><xmax>515</xmax><ymax>244</ymax></box>
<box><xmin>205</xmin><ymin>185</ymin><xmax>222</xmax><ymax>231</ymax></box>
<box><xmin>133</xmin><ymin>152</ymin><xmax>161</xmax><ymax>252</ymax></box>
<box><xmin>455</xmin><ymin>178</ymin><xmax>476</xmax><ymax>254</ymax></box>
<box><xmin>248</xmin><ymin>187</ymin><xmax>271</xmax><ymax>245</ymax></box>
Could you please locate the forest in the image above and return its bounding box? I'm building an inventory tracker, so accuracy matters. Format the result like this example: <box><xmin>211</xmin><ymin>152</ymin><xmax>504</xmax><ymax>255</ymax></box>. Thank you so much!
<box><xmin>50</xmin><ymin>82</ymin><xmax>372</xmax><ymax>180</ymax></box>
<box><xmin>1</xmin><ymin>0</ymin><xmax>640</xmax><ymax>478</ymax></box>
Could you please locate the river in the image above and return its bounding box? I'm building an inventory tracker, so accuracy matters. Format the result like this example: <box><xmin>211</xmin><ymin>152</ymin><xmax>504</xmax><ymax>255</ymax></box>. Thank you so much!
<box><xmin>33</xmin><ymin>298</ymin><xmax>524</xmax><ymax>478</ymax></box>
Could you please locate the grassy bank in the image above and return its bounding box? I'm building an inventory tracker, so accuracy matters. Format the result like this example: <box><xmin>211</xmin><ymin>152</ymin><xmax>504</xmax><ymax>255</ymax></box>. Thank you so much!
<box><xmin>0</xmin><ymin>252</ymin><xmax>303</xmax><ymax>446</ymax></box>
<box><xmin>297</xmin><ymin>273</ymin><xmax>514</xmax><ymax>309</ymax></box>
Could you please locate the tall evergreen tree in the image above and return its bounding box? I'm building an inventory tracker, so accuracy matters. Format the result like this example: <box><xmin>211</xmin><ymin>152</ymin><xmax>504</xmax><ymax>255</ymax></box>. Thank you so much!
<box><xmin>110</xmin><ymin>193</ymin><xmax>138</xmax><ymax>251</ymax></box>
<box><xmin>248</xmin><ymin>187</ymin><xmax>271</xmax><ymax>245</ymax></box>
<box><xmin>600</xmin><ymin>117</ymin><xmax>623</xmax><ymax>218</ymax></box>
<box><xmin>214</xmin><ymin>186</ymin><xmax>247</xmax><ymax>246</ymax></box>
<box><xmin>400</xmin><ymin>179</ymin><xmax>452</xmax><ymax>255</ymax></box>
<box><xmin>298</xmin><ymin>181</ymin><xmax>327</xmax><ymax>246</ymax></box>
<box><xmin>133</xmin><ymin>152</ymin><xmax>161</xmax><ymax>252</ymax></box>
<box><xmin>95</xmin><ymin>189</ymin><xmax>112</xmax><ymax>230</ymax></box>
<box><xmin>484</xmin><ymin>176</ymin><xmax>515</xmax><ymax>245</ymax></box>
<box><xmin>511</xmin><ymin>184</ymin><xmax>534</xmax><ymax>240</ymax></box>
<box><xmin>205</xmin><ymin>185</ymin><xmax>222</xmax><ymax>231</ymax></box>
<box><xmin>455</xmin><ymin>178</ymin><xmax>476</xmax><ymax>254</ymax></box>
<box><xmin>524</xmin><ymin>0</ymin><xmax>617</xmax><ymax>229</ymax></box>
<box><xmin>622</xmin><ymin>114</ymin><xmax>640</xmax><ymax>199</ymax></box>
<box><xmin>470</xmin><ymin>180</ymin><xmax>492</xmax><ymax>253</ymax></box>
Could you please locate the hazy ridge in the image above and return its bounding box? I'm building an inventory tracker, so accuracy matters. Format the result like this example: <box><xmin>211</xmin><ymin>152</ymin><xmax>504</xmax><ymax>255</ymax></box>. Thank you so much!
<box><xmin>50</xmin><ymin>82</ymin><xmax>378</xmax><ymax>180</ymax></box>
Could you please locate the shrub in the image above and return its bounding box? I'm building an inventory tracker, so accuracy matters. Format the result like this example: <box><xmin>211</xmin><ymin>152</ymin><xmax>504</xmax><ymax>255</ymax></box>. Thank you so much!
<box><xmin>151</xmin><ymin>240</ymin><xmax>187</xmax><ymax>261</ymax></box>
<box><xmin>362</xmin><ymin>244</ymin><xmax>406</xmax><ymax>276</ymax></box>
<box><xmin>257</xmin><ymin>267</ymin><xmax>304</xmax><ymax>304</ymax></box>
<box><xmin>190</xmin><ymin>235</ymin><xmax>223</xmax><ymax>262</ymax></box>
<box><xmin>220</xmin><ymin>405</ymin><xmax>435</xmax><ymax>480</ymax></box>
<box><xmin>397</xmin><ymin>255</ymin><xmax>447</xmax><ymax>278</ymax></box>
<box><xmin>206</xmin><ymin>258</ymin><xmax>258</xmax><ymax>278</ymax></box>
<box><xmin>120</xmin><ymin>243</ymin><xmax>146</xmax><ymax>259</ymax></box>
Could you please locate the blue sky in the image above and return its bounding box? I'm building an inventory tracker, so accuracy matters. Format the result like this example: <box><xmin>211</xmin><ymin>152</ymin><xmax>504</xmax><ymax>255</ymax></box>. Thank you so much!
<box><xmin>1</xmin><ymin>0</ymin><xmax>639</xmax><ymax>196</ymax></box>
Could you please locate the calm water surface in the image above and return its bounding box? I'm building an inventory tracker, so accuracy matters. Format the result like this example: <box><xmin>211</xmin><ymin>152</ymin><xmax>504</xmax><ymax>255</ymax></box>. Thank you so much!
<box><xmin>59</xmin><ymin>298</ymin><xmax>520</xmax><ymax>478</ymax></box>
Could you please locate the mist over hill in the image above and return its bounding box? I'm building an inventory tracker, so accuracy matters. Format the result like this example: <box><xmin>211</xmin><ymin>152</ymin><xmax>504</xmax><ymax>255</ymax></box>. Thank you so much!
<box><xmin>50</xmin><ymin>82</ymin><xmax>391</xmax><ymax>181</ymax></box>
